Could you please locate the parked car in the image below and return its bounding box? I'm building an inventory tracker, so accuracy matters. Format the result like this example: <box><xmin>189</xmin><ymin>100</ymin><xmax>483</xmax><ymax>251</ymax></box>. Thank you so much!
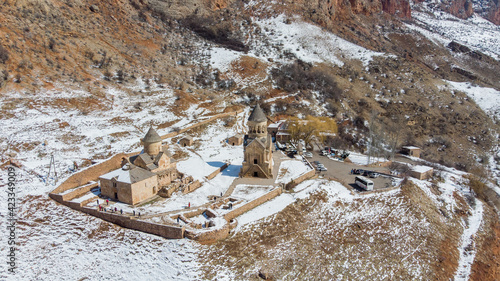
<box><xmin>363</xmin><ymin>170</ymin><xmax>370</xmax><ymax>176</ymax></box>
<box><xmin>369</xmin><ymin>172</ymin><xmax>379</xmax><ymax>178</ymax></box>
<box><xmin>313</xmin><ymin>161</ymin><xmax>320</xmax><ymax>165</ymax></box>
<box><xmin>321</xmin><ymin>150</ymin><xmax>329</xmax><ymax>156</ymax></box>
<box><xmin>317</xmin><ymin>167</ymin><xmax>328</xmax><ymax>171</ymax></box>
<box><xmin>304</xmin><ymin>152</ymin><xmax>313</xmax><ymax>158</ymax></box>
<box><xmin>353</xmin><ymin>169</ymin><xmax>363</xmax><ymax>175</ymax></box>
<box><xmin>317</xmin><ymin>164</ymin><xmax>325</xmax><ymax>169</ymax></box>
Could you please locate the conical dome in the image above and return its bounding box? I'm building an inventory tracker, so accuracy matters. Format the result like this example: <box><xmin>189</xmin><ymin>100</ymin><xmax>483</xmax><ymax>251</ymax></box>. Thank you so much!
<box><xmin>248</xmin><ymin>104</ymin><xmax>267</xmax><ymax>122</ymax></box>
<box><xmin>143</xmin><ymin>127</ymin><xmax>161</xmax><ymax>143</ymax></box>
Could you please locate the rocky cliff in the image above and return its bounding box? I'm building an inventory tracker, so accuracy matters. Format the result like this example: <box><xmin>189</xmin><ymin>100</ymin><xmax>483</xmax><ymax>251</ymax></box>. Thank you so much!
<box><xmin>381</xmin><ymin>0</ymin><xmax>411</xmax><ymax>18</ymax></box>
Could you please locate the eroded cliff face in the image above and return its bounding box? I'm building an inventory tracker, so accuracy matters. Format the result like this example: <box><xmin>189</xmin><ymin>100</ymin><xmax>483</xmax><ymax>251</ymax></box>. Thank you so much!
<box><xmin>381</xmin><ymin>0</ymin><xmax>411</xmax><ymax>18</ymax></box>
<box><xmin>485</xmin><ymin>2</ymin><xmax>500</xmax><ymax>24</ymax></box>
<box><xmin>277</xmin><ymin>0</ymin><xmax>409</xmax><ymax>21</ymax></box>
<box><xmin>439</xmin><ymin>0</ymin><xmax>475</xmax><ymax>19</ymax></box>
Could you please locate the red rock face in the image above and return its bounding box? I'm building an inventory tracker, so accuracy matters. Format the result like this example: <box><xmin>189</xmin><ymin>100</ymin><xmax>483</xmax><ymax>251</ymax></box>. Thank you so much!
<box><xmin>381</xmin><ymin>0</ymin><xmax>411</xmax><ymax>18</ymax></box>
<box><xmin>443</xmin><ymin>0</ymin><xmax>474</xmax><ymax>19</ymax></box>
<box><xmin>486</xmin><ymin>3</ymin><xmax>500</xmax><ymax>25</ymax></box>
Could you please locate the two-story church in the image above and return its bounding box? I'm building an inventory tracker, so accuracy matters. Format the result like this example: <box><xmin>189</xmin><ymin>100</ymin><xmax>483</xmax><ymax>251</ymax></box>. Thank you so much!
<box><xmin>239</xmin><ymin>104</ymin><xmax>273</xmax><ymax>178</ymax></box>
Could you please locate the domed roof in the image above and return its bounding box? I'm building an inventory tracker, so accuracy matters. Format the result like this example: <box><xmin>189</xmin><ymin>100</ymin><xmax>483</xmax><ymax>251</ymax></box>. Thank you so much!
<box><xmin>143</xmin><ymin>127</ymin><xmax>161</xmax><ymax>143</ymax></box>
<box><xmin>248</xmin><ymin>104</ymin><xmax>267</xmax><ymax>122</ymax></box>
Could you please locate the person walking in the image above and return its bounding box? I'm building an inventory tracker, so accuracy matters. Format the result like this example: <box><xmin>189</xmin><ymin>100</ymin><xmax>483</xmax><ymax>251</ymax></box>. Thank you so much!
<box><xmin>106</xmin><ymin>199</ymin><xmax>109</xmax><ymax>205</ymax></box>
<box><xmin>120</xmin><ymin>209</ymin><xmax>123</xmax><ymax>215</ymax></box>
<box><xmin>133</xmin><ymin>210</ymin><xmax>135</xmax><ymax>216</ymax></box>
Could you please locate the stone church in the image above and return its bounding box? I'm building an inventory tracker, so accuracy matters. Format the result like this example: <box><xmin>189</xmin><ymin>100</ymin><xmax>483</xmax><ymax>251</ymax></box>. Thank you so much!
<box><xmin>100</xmin><ymin>127</ymin><xmax>179</xmax><ymax>205</ymax></box>
<box><xmin>239</xmin><ymin>104</ymin><xmax>273</xmax><ymax>178</ymax></box>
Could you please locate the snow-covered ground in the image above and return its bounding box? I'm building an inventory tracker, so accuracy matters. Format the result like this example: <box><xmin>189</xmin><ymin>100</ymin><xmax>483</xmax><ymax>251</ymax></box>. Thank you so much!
<box><xmin>207</xmin><ymin>14</ymin><xmax>388</xmax><ymax>73</ymax></box>
<box><xmin>0</xmin><ymin>83</ymin><xmax>245</xmax><ymax>280</ymax></box>
<box><xmin>410</xmin><ymin>2</ymin><xmax>500</xmax><ymax>58</ymax></box>
<box><xmin>254</xmin><ymin>15</ymin><xmax>386</xmax><ymax>67</ymax></box>
<box><xmin>454</xmin><ymin>199</ymin><xmax>484</xmax><ymax>281</ymax></box>
<box><xmin>441</xmin><ymin>80</ymin><xmax>500</xmax><ymax>121</ymax></box>
<box><xmin>348</xmin><ymin>151</ymin><xmax>388</xmax><ymax>166</ymax></box>
<box><xmin>276</xmin><ymin>159</ymin><xmax>312</xmax><ymax>183</ymax></box>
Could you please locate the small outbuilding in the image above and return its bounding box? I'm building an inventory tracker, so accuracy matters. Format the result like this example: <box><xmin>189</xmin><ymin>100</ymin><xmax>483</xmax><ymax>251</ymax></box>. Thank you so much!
<box><xmin>228</xmin><ymin>134</ymin><xmax>243</xmax><ymax>146</ymax></box>
<box><xmin>402</xmin><ymin>146</ymin><xmax>421</xmax><ymax>158</ymax></box>
<box><xmin>410</xmin><ymin>165</ymin><xmax>433</xmax><ymax>180</ymax></box>
<box><xmin>179</xmin><ymin>135</ymin><xmax>194</xmax><ymax>147</ymax></box>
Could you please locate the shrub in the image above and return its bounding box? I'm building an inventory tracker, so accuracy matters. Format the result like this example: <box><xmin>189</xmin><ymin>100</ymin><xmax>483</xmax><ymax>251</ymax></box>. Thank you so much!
<box><xmin>183</xmin><ymin>15</ymin><xmax>248</xmax><ymax>52</ymax></box>
<box><xmin>271</xmin><ymin>60</ymin><xmax>342</xmax><ymax>102</ymax></box>
<box><xmin>464</xmin><ymin>174</ymin><xmax>489</xmax><ymax>203</ymax></box>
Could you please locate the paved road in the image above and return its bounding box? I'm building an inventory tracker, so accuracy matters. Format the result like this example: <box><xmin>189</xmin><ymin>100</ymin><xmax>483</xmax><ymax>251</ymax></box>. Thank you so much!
<box><xmin>306</xmin><ymin>150</ymin><xmax>395</xmax><ymax>191</ymax></box>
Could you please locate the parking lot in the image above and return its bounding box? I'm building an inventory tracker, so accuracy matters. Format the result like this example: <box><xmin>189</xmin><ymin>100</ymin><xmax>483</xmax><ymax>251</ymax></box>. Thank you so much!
<box><xmin>305</xmin><ymin>150</ymin><xmax>396</xmax><ymax>191</ymax></box>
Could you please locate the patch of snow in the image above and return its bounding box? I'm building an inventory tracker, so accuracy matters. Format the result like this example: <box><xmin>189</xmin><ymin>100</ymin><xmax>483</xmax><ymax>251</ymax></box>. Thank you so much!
<box><xmin>454</xmin><ymin>200</ymin><xmax>484</xmax><ymax>281</ymax></box>
<box><xmin>276</xmin><ymin>160</ymin><xmax>312</xmax><ymax>183</ymax></box>
<box><xmin>255</xmin><ymin>15</ymin><xmax>386</xmax><ymax>66</ymax></box>
<box><xmin>442</xmin><ymin>80</ymin><xmax>500</xmax><ymax>121</ymax></box>
<box><xmin>348</xmin><ymin>152</ymin><xmax>388</xmax><ymax>166</ymax></box>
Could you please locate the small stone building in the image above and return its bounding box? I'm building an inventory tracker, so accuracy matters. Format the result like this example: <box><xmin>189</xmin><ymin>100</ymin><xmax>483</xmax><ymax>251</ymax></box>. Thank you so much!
<box><xmin>402</xmin><ymin>146</ymin><xmax>421</xmax><ymax>158</ymax></box>
<box><xmin>179</xmin><ymin>135</ymin><xmax>194</xmax><ymax>147</ymax></box>
<box><xmin>410</xmin><ymin>165</ymin><xmax>433</xmax><ymax>180</ymax></box>
<box><xmin>100</xmin><ymin>127</ymin><xmax>180</xmax><ymax>205</ymax></box>
<box><xmin>228</xmin><ymin>134</ymin><xmax>243</xmax><ymax>146</ymax></box>
<box><xmin>99</xmin><ymin>163</ymin><xmax>158</xmax><ymax>205</ymax></box>
<box><xmin>240</xmin><ymin>104</ymin><xmax>273</xmax><ymax>178</ymax></box>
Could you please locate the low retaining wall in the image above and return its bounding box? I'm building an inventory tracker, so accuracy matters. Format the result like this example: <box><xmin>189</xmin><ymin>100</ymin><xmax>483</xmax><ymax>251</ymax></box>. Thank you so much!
<box><xmin>207</xmin><ymin>163</ymin><xmax>230</xmax><ymax>180</ymax></box>
<box><xmin>285</xmin><ymin>169</ymin><xmax>316</xmax><ymax>189</ymax></box>
<box><xmin>50</xmin><ymin>153</ymin><xmax>127</xmax><ymax>196</ymax></box>
<box><xmin>185</xmin><ymin>224</ymin><xmax>230</xmax><ymax>244</ymax></box>
<box><xmin>224</xmin><ymin>187</ymin><xmax>283</xmax><ymax>222</ymax></box>
<box><xmin>60</xmin><ymin>182</ymin><xmax>98</xmax><ymax>201</ymax></box>
<box><xmin>182</xmin><ymin>164</ymin><xmax>229</xmax><ymax>194</ymax></box>
<box><xmin>182</xmin><ymin>180</ymin><xmax>202</xmax><ymax>194</ymax></box>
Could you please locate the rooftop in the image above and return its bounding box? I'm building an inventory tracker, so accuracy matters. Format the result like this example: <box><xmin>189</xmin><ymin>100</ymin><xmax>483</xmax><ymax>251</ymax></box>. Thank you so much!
<box><xmin>143</xmin><ymin>127</ymin><xmax>162</xmax><ymax>143</ymax></box>
<box><xmin>248</xmin><ymin>104</ymin><xmax>267</xmax><ymax>123</ymax></box>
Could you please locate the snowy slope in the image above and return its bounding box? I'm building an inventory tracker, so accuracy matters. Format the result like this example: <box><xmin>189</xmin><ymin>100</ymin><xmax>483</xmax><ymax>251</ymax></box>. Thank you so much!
<box><xmin>409</xmin><ymin>2</ymin><xmax>500</xmax><ymax>58</ymax></box>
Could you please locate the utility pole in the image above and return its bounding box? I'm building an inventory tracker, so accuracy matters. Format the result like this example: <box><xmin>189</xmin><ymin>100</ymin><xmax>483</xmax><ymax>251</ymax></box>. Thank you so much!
<box><xmin>47</xmin><ymin>153</ymin><xmax>58</xmax><ymax>185</ymax></box>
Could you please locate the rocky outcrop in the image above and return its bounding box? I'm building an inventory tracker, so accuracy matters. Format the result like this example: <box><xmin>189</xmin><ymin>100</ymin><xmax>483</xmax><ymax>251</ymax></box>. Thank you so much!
<box><xmin>441</xmin><ymin>0</ymin><xmax>474</xmax><ymax>19</ymax></box>
<box><xmin>279</xmin><ymin>0</ymin><xmax>410</xmax><ymax>22</ymax></box>
<box><xmin>485</xmin><ymin>2</ymin><xmax>500</xmax><ymax>25</ymax></box>
<box><xmin>381</xmin><ymin>0</ymin><xmax>411</xmax><ymax>18</ymax></box>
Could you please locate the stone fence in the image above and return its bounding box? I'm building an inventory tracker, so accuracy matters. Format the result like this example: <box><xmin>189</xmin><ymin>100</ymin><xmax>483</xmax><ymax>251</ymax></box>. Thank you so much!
<box><xmin>285</xmin><ymin>168</ymin><xmax>316</xmax><ymax>190</ymax></box>
<box><xmin>50</xmin><ymin>153</ymin><xmax>127</xmax><ymax>198</ymax></box>
<box><xmin>185</xmin><ymin>224</ymin><xmax>230</xmax><ymax>244</ymax></box>
<box><xmin>224</xmin><ymin>187</ymin><xmax>283</xmax><ymax>222</ymax></box>
<box><xmin>206</xmin><ymin>163</ymin><xmax>230</xmax><ymax>180</ymax></box>
<box><xmin>55</xmin><ymin>199</ymin><xmax>185</xmax><ymax>239</ymax></box>
<box><xmin>182</xmin><ymin>180</ymin><xmax>202</xmax><ymax>194</ymax></box>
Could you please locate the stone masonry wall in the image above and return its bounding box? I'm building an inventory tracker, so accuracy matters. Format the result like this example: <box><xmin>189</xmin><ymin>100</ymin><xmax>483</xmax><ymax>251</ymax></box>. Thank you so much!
<box><xmin>185</xmin><ymin>224</ymin><xmax>230</xmax><ymax>244</ymax></box>
<box><xmin>182</xmin><ymin>180</ymin><xmax>202</xmax><ymax>194</ymax></box>
<box><xmin>61</xmin><ymin>182</ymin><xmax>98</xmax><ymax>201</ymax></box>
<box><xmin>206</xmin><ymin>163</ymin><xmax>229</xmax><ymax>180</ymax></box>
<box><xmin>56</xmin><ymin>199</ymin><xmax>185</xmax><ymax>239</ymax></box>
<box><xmin>51</xmin><ymin>153</ymin><xmax>128</xmax><ymax>195</ymax></box>
<box><xmin>224</xmin><ymin>187</ymin><xmax>283</xmax><ymax>221</ymax></box>
<box><xmin>285</xmin><ymin>169</ymin><xmax>316</xmax><ymax>189</ymax></box>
